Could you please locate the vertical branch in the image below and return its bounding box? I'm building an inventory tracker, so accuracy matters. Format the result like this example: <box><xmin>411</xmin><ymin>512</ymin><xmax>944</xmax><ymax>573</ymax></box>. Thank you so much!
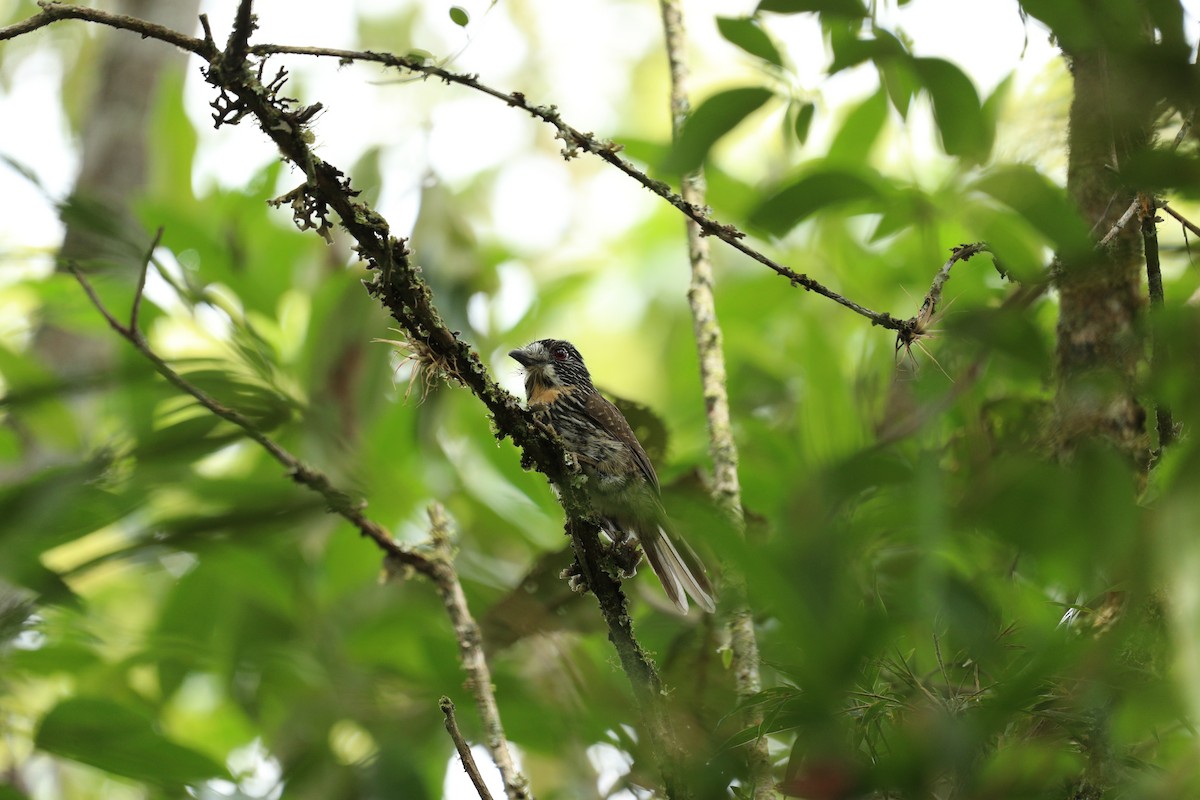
<box><xmin>1140</xmin><ymin>196</ymin><xmax>1176</xmax><ymax>452</ymax></box>
<box><xmin>426</xmin><ymin>505</ymin><xmax>533</xmax><ymax>800</ymax></box>
<box><xmin>223</xmin><ymin>0</ymin><xmax>257</xmax><ymax>70</ymax></box>
<box><xmin>658</xmin><ymin>1</ymin><xmax>775</xmax><ymax>797</ymax></box>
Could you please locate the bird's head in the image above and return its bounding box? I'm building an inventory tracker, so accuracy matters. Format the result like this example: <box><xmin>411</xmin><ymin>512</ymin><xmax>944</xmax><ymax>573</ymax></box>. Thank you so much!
<box><xmin>508</xmin><ymin>339</ymin><xmax>594</xmax><ymax>397</ymax></box>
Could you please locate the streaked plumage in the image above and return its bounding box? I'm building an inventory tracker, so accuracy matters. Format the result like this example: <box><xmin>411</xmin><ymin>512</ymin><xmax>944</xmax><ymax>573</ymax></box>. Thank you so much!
<box><xmin>509</xmin><ymin>339</ymin><xmax>715</xmax><ymax>613</ymax></box>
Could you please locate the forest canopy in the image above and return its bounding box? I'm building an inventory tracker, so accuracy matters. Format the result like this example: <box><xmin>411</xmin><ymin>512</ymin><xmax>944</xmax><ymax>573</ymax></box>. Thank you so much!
<box><xmin>1</xmin><ymin>1</ymin><xmax>1199</xmax><ymax>799</ymax></box>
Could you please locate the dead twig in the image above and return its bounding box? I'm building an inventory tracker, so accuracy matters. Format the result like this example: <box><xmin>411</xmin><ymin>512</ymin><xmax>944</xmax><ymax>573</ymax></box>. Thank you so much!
<box><xmin>440</xmin><ymin>697</ymin><xmax>497</xmax><ymax>800</ymax></box>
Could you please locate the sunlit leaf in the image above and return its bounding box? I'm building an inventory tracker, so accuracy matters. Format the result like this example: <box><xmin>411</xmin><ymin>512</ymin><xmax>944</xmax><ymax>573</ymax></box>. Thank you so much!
<box><xmin>880</xmin><ymin>56</ymin><xmax>919</xmax><ymax>118</ymax></box>
<box><xmin>826</xmin><ymin>89</ymin><xmax>888</xmax><ymax>164</ymax></box>
<box><xmin>665</xmin><ymin>87</ymin><xmax>774</xmax><ymax>174</ymax></box>
<box><xmin>717</xmin><ymin>16</ymin><xmax>783</xmax><ymax>67</ymax></box>
<box><xmin>757</xmin><ymin>0</ymin><xmax>867</xmax><ymax>18</ymax></box>
<box><xmin>829</xmin><ymin>27</ymin><xmax>907</xmax><ymax>74</ymax></box>
<box><xmin>912</xmin><ymin>57</ymin><xmax>990</xmax><ymax>161</ymax></box>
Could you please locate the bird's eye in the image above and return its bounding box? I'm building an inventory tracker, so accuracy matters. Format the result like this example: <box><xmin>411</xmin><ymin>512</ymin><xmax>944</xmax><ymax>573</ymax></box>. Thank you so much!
<box><xmin>551</xmin><ymin>346</ymin><xmax>569</xmax><ymax>362</ymax></box>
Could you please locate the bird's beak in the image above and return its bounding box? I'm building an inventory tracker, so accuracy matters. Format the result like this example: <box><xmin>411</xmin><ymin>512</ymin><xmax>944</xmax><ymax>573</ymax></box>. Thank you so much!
<box><xmin>508</xmin><ymin>348</ymin><xmax>536</xmax><ymax>368</ymax></box>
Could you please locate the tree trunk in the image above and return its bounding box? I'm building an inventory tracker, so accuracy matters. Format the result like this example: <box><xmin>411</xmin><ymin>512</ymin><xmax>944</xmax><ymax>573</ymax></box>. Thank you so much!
<box><xmin>35</xmin><ymin>0</ymin><xmax>199</xmax><ymax>382</ymax></box>
<box><xmin>1056</xmin><ymin>36</ymin><xmax>1154</xmax><ymax>465</ymax></box>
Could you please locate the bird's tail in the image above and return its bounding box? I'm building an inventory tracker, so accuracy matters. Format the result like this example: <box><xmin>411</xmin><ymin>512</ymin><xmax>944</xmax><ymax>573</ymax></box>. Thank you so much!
<box><xmin>641</xmin><ymin>525</ymin><xmax>716</xmax><ymax>614</ymax></box>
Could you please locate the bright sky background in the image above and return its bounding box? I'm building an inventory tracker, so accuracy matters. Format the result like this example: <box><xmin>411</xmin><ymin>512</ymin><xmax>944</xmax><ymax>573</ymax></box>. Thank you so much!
<box><xmin>0</xmin><ymin>0</ymin><xmax>1078</xmax><ymax>278</ymax></box>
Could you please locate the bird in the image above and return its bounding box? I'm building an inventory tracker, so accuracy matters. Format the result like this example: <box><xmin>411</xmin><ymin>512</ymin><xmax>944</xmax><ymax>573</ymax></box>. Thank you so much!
<box><xmin>509</xmin><ymin>338</ymin><xmax>716</xmax><ymax>613</ymax></box>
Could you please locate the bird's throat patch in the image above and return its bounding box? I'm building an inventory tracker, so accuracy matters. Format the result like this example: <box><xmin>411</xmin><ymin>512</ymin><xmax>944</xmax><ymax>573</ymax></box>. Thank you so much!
<box><xmin>528</xmin><ymin>380</ymin><xmax>572</xmax><ymax>406</ymax></box>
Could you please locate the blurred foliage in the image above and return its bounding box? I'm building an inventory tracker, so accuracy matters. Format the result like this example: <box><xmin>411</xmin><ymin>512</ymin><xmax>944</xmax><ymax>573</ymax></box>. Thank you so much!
<box><xmin>2</xmin><ymin>1</ymin><xmax>1200</xmax><ymax>799</ymax></box>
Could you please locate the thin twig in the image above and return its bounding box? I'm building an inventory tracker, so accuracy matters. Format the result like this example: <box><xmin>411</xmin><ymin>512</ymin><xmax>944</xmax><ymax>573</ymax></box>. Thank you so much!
<box><xmin>426</xmin><ymin>506</ymin><xmax>532</xmax><ymax>800</ymax></box>
<box><xmin>440</xmin><ymin>697</ymin><xmax>496</xmax><ymax>800</ymax></box>
<box><xmin>69</xmin><ymin>263</ymin><xmax>427</xmax><ymax>568</ymax></box>
<box><xmin>896</xmin><ymin>242</ymin><xmax>990</xmax><ymax>356</ymax></box>
<box><xmin>198</xmin><ymin>13</ymin><xmax>215</xmax><ymax>48</ymax></box>
<box><xmin>4</xmin><ymin>10</ymin><xmax>879</xmax><ymax>783</ymax></box>
<box><xmin>130</xmin><ymin>227</ymin><xmax>163</xmax><ymax>337</ymax></box>
<box><xmin>915</xmin><ymin>242</ymin><xmax>989</xmax><ymax>327</ymax></box>
<box><xmin>1159</xmin><ymin>202</ymin><xmax>1200</xmax><ymax>239</ymax></box>
<box><xmin>244</xmin><ymin>42</ymin><xmax>905</xmax><ymax>333</ymax></box>
<box><xmin>658</xmin><ymin>1</ymin><xmax>774</xmax><ymax>797</ymax></box>
<box><xmin>3</xmin><ymin>5</ymin><xmax>906</xmax><ymax>332</ymax></box>
<box><xmin>0</xmin><ymin>2</ymin><xmax>212</xmax><ymax>55</ymax></box>
<box><xmin>1098</xmin><ymin>197</ymin><xmax>1141</xmax><ymax>248</ymax></box>
<box><xmin>70</xmin><ymin>266</ymin><xmax>533</xmax><ymax>799</ymax></box>
<box><xmin>1171</xmin><ymin>112</ymin><xmax>1194</xmax><ymax>149</ymax></box>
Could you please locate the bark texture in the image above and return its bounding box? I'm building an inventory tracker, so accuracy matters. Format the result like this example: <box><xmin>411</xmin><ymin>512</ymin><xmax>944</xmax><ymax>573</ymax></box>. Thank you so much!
<box><xmin>1057</xmin><ymin>41</ymin><xmax>1154</xmax><ymax>463</ymax></box>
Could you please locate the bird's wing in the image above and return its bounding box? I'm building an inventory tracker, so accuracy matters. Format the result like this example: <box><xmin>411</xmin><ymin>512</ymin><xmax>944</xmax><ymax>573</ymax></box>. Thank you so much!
<box><xmin>581</xmin><ymin>391</ymin><xmax>661</xmax><ymax>492</ymax></box>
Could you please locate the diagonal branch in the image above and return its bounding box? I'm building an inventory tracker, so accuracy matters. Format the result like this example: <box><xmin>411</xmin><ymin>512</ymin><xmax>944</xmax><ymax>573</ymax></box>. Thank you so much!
<box><xmin>899</xmin><ymin>241</ymin><xmax>991</xmax><ymax>353</ymax></box>
<box><xmin>566</xmin><ymin>519</ymin><xmax>687</xmax><ymax>797</ymax></box>
<box><xmin>441</xmin><ymin>697</ymin><xmax>496</xmax><ymax>800</ymax></box>
<box><xmin>1098</xmin><ymin>197</ymin><xmax>1142</xmax><ymax>248</ymax></box>
<box><xmin>68</xmin><ymin>256</ymin><xmax>532</xmax><ymax>800</ymax></box>
<box><xmin>243</xmin><ymin>42</ymin><xmax>908</xmax><ymax>334</ymax></box>
<box><xmin>1</xmin><ymin>5</ymin><xmax>686</xmax><ymax>791</ymax></box>
<box><xmin>1</xmin><ymin>1</ymin><xmax>210</xmax><ymax>54</ymax></box>
<box><xmin>1</xmin><ymin>5</ymin><xmax>910</xmax><ymax>334</ymax></box>
<box><xmin>1159</xmin><ymin>202</ymin><xmax>1200</xmax><ymax>239</ymax></box>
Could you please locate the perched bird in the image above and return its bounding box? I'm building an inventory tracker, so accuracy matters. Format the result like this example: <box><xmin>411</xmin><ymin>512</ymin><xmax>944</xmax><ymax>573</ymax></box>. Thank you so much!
<box><xmin>509</xmin><ymin>339</ymin><xmax>715</xmax><ymax>613</ymax></box>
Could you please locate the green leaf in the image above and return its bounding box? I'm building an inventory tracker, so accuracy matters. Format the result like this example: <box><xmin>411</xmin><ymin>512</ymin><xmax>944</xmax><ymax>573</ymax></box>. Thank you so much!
<box><xmin>36</xmin><ymin>698</ymin><xmax>226</xmax><ymax>787</ymax></box>
<box><xmin>948</xmin><ymin>307</ymin><xmax>1051</xmax><ymax>379</ymax></box>
<box><xmin>147</xmin><ymin>71</ymin><xmax>197</xmax><ymax>206</ymax></box>
<box><xmin>750</xmin><ymin>168</ymin><xmax>884</xmax><ymax>235</ymax></box>
<box><xmin>965</xmin><ymin>204</ymin><xmax>1051</xmax><ymax>283</ymax></box>
<box><xmin>829</xmin><ymin>27</ymin><xmax>907</xmax><ymax>74</ymax></box>
<box><xmin>717</xmin><ymin>17</ymin><xmax>784</xmax><ymax>67</ymax></box>
<box><xmin>912</xmin><ymin>57</ymin><xmax>989</xmax><ymax>161</ymax></box>
<box><xmin>757</xmin><ymin>0</ymin><xmax>867</xmax><ymax>18</ymax></box>
<box><xmin>980</xmin><ymin>73</ymin><xmax>1013</xmax><ymax>154</ymax></box>
<box><xmin>448</xmin><ymin>6</ymin><xmax>469</xmax><ymax>26</ymax></box>
<box><xmin>792</xmin><ymin>101</ymin><xmax>815</xmax><ymax>145</ymax></box>
<box><xmin>665</xmin><ymin>87</ymin><xmax>774</xmax><ymax>174</ymax></box>
<box><xmin>973</xmin><ymin>165</ymin><xmax>1092</xmax><ymax>259</ymax></box>
<box><xmin>827</xmin><ymin>89</ymin><xmax>888</xmax><ymax>164</ymax></box>
<box><xmin>868</xmin><ymin>187</ymin><xmax>933</xmax><ymax>242</ymax></box>
<box><xmin>880</xmin><ymin>57</ymin><xmax>919</xmax><ymax>118</ymax></box>
<box><xmin>1123</xmin><ymin>150</ymin><xmax>1200</xmax><ymax>196</ymax></box>
<box><xmin>0</xmin><ymin>154</ymin><xmax>46</xmax><ymax>192</ymax></box>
